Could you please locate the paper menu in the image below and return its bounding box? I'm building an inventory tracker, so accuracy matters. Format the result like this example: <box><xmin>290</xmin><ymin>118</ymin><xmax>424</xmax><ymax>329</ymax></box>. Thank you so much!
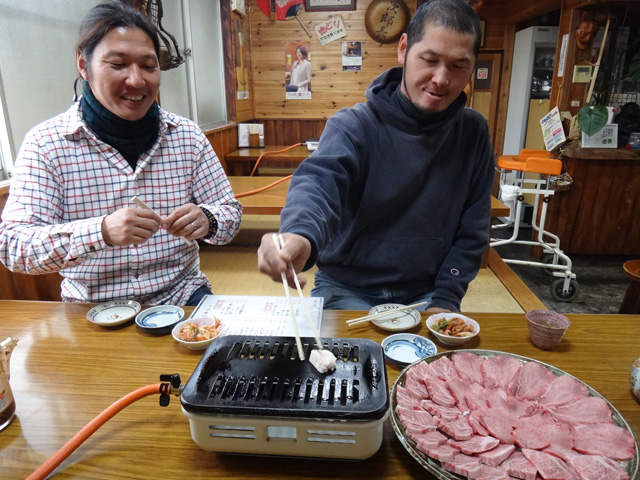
<box><xmin>189</xmin><ymin>295</ymin><xmax>324</xmax><ymax>338</ymax></box>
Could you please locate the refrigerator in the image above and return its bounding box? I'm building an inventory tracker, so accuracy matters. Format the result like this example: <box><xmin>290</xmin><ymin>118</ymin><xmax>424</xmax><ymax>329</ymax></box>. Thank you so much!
<box><xmin>503</xmin><ymin>26</ymin><xmax>559</xmax><ymax>155</ymax></box>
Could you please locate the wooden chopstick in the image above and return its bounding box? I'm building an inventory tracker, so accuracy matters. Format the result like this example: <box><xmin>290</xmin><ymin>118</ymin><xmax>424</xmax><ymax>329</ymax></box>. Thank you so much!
<box><xmin>346</xmin><ymin>301</ymin><xmax>429</xmax><ymax>326</ymax></box>
<box><xmin>272</xmin><ymin>234</ymin><xmax>305</xmax><ymax>360</ymax></box>
<box><xmin>132</xmin><ymin>196</ymin><xmax>191</xmax><ymax>245</ymax></box>
<box><xmin>278</xmin><ymin>234</ymin><xmax>324</xmax><ymax>351</ymax></box>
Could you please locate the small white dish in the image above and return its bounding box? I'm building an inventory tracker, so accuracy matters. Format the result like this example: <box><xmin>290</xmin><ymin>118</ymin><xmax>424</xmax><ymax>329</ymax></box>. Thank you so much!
<box><xmin>172</xmin><ymin>317</ymin><xmax>222</xmax><ymax>350</ymax></box>
<box><xmin>86</xmin><ymin>300</ymin><xmax>141</xmax><ymax>326</ymax></box>
<box><xmin>425</xmin><ymin>313</ymin><xmax>480</xmax><ymax>346</ymax></box>
<box><xmin>135</xmin><ymin>305</ymin><xmax>184</xmax><ymax>335</ymax></box>
<box><xmin>369</xmin><ymin>303</ymin><xmax>421</xmax><ymax>332</ymax></box>
<box><xmin>381</xmin><ymin>333</ymin><xmax>437</xmax><ymax>367</ymax></box>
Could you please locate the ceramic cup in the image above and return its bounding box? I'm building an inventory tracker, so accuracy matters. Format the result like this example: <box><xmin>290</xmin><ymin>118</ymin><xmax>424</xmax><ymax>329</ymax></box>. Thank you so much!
<box><xmin>525</xmin><ymin>309</ymin><xmax>570</xmax><ymax>350</ymax></box>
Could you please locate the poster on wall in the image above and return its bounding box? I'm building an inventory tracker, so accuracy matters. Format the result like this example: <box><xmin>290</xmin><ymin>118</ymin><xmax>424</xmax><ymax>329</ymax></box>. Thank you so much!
<box><xmin>236</xmin><ymin>21</ymin><xmax>249</xmax><ymax>100</ymax></box>
<box><xmin>285</xmin><ymin>42</ymin><xmax>312</xmax><ymax>100</ymax></box>
<box><xmin>342</xmin><ymin>41</ymin><xmax>362</xmax><ymax>71</ymax></box>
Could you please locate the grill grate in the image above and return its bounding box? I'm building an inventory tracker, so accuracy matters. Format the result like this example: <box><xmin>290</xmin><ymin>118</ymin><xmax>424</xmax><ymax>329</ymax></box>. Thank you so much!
<box><xmin>181</xmin><ymin>336</ymin><xmax>388</xmax><ymax>420</ymax></box>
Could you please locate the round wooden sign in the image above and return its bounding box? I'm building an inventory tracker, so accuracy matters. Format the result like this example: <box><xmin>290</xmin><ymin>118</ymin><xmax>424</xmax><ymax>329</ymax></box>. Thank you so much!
<box><xmin>365</xmin><ymin>0</ymin><xmax>410</xmax><ymax>44</ymax></box>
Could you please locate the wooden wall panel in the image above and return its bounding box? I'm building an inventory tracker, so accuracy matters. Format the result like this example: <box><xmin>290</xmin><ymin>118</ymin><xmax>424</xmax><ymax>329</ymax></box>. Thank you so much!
<box><xmin>247</xmin><ymin>0</ymin><xmax>509</xmax><ymax>120</ymax></box>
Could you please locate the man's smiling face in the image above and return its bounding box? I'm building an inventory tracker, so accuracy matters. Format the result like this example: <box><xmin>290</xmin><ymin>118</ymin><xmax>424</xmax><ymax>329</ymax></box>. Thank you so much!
<box><xmin>78</xmin><ymin>26</ymin><xmax>160</xmax><ymax>121</ymax></box>
<box><xmin>397</xmin><ymin>24</ymin><xmax>476</xmax><ymax>115</ymax></box>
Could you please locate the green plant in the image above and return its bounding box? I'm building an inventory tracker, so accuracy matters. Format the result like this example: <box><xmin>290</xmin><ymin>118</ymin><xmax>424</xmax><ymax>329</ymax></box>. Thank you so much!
<box><xmin>578</xmin><ymin>44</ymin><xmax>640</xmax><ymax>136</ymax></box>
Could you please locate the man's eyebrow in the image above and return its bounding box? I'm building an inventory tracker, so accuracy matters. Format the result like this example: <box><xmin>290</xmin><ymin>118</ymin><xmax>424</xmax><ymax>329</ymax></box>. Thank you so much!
<box><xmin>102</xmin><ymin>50</ymin><xmax>157</xmax><ymax>61</ymax></box>
<box><xmin>421</xmin><ymin>49</ymin><xmax>472</xmax><ymax>63</ymax></box>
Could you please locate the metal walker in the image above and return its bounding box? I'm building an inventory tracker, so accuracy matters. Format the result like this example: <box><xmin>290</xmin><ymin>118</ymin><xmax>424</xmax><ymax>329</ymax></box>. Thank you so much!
<box><xmin>490</xmin><ymin>150</ymin><xmax>580</xmax><ymax>302</ymax></box>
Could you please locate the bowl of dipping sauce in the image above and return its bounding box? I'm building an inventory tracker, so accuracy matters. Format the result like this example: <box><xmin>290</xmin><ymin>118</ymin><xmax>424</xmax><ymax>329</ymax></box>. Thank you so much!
<box><xmin>135</xmin><ymin>305</ymin><xmax>185</xmax><ymax>335</ymax></box>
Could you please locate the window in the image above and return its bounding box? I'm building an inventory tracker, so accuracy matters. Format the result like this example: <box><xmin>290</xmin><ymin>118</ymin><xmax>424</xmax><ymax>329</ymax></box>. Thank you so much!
<box><xmin>0</xmin><ymin>0</ymin><xmax>227</xmax><ymax>180</ymax></box>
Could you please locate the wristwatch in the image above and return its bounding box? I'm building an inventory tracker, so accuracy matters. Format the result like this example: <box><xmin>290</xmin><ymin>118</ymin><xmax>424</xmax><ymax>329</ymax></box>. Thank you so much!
<box><xmin>199</xmin><ymin>206</ymin><xmax>218</xmax><ymax>240</ymax></box>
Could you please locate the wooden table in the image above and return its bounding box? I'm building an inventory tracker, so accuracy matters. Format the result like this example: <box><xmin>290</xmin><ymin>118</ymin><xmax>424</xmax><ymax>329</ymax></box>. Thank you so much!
<box><xmin>225</xmin><ymin>145</ymin><xmax>311</xmax><ymax>176</ymax></box>
<box><xmin>1</xmin><ymin>300</ymin><xmax>638</xmax><ymax>479</ymax></box>
<box><xmin>229</xmin><ymin>176</ymin><xmax>511</xmax><ymax>218</ymax></box>
<box><xmin>229</xmin><ymin>176</ymin><xmax>291</xmax><ymax>215</ymax></box>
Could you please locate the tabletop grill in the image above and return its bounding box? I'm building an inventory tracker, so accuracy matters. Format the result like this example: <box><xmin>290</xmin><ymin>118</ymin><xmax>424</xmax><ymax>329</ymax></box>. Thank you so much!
<box><xmin>181</xmin><ymin>335</ymin><xmax>389</xmax><ymax>460</ymax></box>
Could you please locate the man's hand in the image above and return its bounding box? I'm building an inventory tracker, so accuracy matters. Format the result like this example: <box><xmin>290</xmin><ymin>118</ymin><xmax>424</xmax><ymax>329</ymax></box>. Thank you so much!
<box><xmin>258</xmin><ymin>233</ymin><xmax>312</xmax><ymax>289</ymax></box>
<box><xmin>162</xmin><ymin>204</ymin><xmax>208</xmax><ymax>241</ymax></box>
<box><xmin>102</xmin><ymin>208</ymin><xmax>162</xmax><ymax>246</ymax></box>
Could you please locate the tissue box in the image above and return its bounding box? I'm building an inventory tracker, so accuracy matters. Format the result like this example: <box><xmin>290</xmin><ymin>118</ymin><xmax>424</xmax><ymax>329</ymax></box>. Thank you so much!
<box><xmin>581</xmin><ymin>124</ymin><xmax>618</xmax><ymax>148</ymax></box>
<box><xmin>238</xmin><ymin>123</ymin><xmax>264</xmax><ymax>147</ymax></box>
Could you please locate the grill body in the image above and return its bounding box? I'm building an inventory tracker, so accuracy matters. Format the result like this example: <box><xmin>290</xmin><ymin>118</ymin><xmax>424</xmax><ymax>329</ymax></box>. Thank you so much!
<box><xmin>181</xmin><ymin>336</ymin><xmax>389</xmax><ymax>459</ymax></box>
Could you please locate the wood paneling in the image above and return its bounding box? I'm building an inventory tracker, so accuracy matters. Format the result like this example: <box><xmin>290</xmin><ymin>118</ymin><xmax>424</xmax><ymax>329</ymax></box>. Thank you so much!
<box><xmin>544</xmin><ymin>148</ymin><xmax>640</xmax><ymax>254</ymax></box>
<box><xmin>246</xmin><ymin>0</ymin><xmax>510</xmax><ymax>121</ymax></box>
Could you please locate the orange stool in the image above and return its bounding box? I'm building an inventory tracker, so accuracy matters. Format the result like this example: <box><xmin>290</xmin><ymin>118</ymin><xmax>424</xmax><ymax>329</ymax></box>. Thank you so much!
<box><xmin>619</xmin><ymin>260</ymin><xmax>640</xmax><ymax>314</ymax></box>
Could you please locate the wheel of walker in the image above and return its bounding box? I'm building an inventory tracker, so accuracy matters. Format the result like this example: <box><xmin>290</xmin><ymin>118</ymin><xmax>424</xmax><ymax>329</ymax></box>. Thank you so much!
<box><xmin>542</xmin><ymin>254</ymin><xmax>557</xmax><ymax>276</ymax></box>
<box><xmin>550</xmin><ymin>278</ymin><xmax>580</xmax><ymax>302</ymax></box>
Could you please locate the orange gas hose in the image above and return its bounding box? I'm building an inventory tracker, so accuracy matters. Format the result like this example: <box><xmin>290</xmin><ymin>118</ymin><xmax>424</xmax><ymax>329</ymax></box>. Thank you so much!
<box><xmin>235</xmin><ymin>174</ymin><xmax>293</xmax><ymax>198</ymax></box>
<box><xmin>248</xmin><ymin>143</ymin><xmax>302</xmax><ymax>177</ymax></box>
<box><xmin>26</xmin><ymin>382</ymin><xmax>167</xmax><ymax>480</ymax></box>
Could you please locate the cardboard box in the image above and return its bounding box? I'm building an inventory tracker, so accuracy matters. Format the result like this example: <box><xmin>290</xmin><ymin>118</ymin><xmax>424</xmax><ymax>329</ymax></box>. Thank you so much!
<box><xmin>581</xmin><ymin>123</ymin><xmax>618</xmax><ymax>148</ymax></box>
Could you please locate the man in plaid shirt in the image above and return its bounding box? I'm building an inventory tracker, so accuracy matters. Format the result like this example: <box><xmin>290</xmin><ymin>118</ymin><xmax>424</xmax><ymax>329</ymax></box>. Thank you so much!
<box><xmin>0</xmin><ymin>3</ymin><xmax>242</xmax><ymax>306</ymax></box>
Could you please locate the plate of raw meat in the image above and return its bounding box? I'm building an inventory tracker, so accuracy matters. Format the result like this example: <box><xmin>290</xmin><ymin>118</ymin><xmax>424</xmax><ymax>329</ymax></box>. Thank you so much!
<box><xmin>390</xmin><ymin>349</ymin><xmax>638</xmax><ymax>480</ymax></box>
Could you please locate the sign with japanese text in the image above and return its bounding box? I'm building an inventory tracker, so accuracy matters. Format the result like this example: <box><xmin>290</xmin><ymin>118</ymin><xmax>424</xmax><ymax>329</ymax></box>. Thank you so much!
<box><xmin>315</xmin><ymin>15</ymin><xmax>347</xmax><ymax>45</ymax></box>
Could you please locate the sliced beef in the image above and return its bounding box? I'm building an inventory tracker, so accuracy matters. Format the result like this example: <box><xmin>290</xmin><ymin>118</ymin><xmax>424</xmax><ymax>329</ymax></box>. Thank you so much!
<box><xmin>546</xmin><ymin>396</ymin><xmax>614</xmax><ymax>425</ymax></box>
<box><xmin>543</xmin><ymin>423</ymin><xmax>574</xmax><ymax>460</ymax></box>
<box><xmin>403</xmin><ymin>373</ymin><xmax>429</xmax><ymax>399</ymax></box>
<box><xmin>448</xmin><ymin>435</ymin><xmax>500</xmax><ymax>455</ymax></box>
<box><xmin>452</xmin><ymin>351</ymin><xmax>486</xmax><ymax>386</ymax></box>
<box><xmin>441</xmin><ymin>453</ymin><xmax>483</xmax><ymax>478</ymax></box>
<box><xmin>429</xmin><ymin>355</ymin><xmax>460</xmax><ymax>382</ymax></box>
<box><xmin>413</xmin><ymin>429</ymin><xmax>448</xmax><ymax>450</ymax></box>
<box><xmin>423</xmin><ymin>443</ymin><xmax>460</xmax><ymax>462</ymax></box>
<box><xmin>437</xmin><ymin>415</ymin><xmax>474</xmax><ymax>441</ymax></box>
<box><xmin>396</xmin><ymin>406</ymin><xmax>438</xmax><ymax>428</ymax></box>
<box><xmin>487</xmin><ymin>390</ymin><xmax>536</xmax><ymax>418</ymax></box>
<box><xmin>446</xmin><ymin>377</ymin><xmax>471</xmax><ymax>411</ymax></box>
<box><xmin>477</xmin><ymin>443</ymin><xmax>516</xmax><ymax>467</ymax></box>
<box><xmin>565</xmin><ymin>452</ymin><xmax>630</xmax><ymax>480</ymax></box>
<box><xmin>502</xmin><ymin>451</ymin><xmax>538</xmax><ymax>480</ymax></box>
<box><xmin>424</xmin><ymin>376</ymin><xmax>457</xmax><ymax>407</ymax></box>
<box><xmin>481</xmin><ymin>354</ymin><xmax>522</xmax><ymax>394</ymax></box>
<box><xmin>537</xmin><ymin>375</ymin><xmax>589</xmax><ymax>407</ymax></box>
<box><xmin>515</xmin><ymin>361</ymin><xmax>557</xmax><ymax>400</ymax></box>
<box><xmin>521</xmin><ymin>448</ymin><xmax>579</xmax><ymax>480</ymax></box>
<box><xmin>463</xmin><ymin>382</ymin><xmax>494</xmax><ymax>411</ymax></box>
<box><xmin>476</xmin><ymin>464</ymin><xmax>514</xmax><ymax>480</ymax></box>
<box><xmin>512</xmin><ymin>426</ymin><xmax>550</xmax><ymax>450</ymax></box>
<box><xmin>420</xmin><ymin>399</ymin><xmax>461</xmax><ymax>421</ymax></box>
<box><xmin>395</xmin><ymin>389</ymin><xmax>421</xmax><ymax>410</ymax></box>
<box><xmin>467</xmin><ymin>409</ymin><xmax>490</xmax><ymax>436</ymax></box>
<box><xmin>571</xmin><ymin>423</ymin><xmax>636</xmax><ymax>461</ymax></box>
<box><xmin>478</xmin><ymin>408</ymin><xmax>518</xmax><ymax>444</ymax></box>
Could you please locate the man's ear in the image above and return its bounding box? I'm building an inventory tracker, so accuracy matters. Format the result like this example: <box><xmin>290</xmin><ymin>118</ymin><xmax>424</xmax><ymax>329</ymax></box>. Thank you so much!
<box><xmin>397</xmin><ymin>33</ymin><xmax>408</xmax><ymax>65</ymax></box>
<box><xmin>77</xmin><ymin>50</ymin><xmax>88</xmax><ymax>81</ymax></box>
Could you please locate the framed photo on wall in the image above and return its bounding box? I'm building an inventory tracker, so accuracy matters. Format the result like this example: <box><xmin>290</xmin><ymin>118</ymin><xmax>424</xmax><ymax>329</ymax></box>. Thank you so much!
<box><xmin>304</xmin><ymin>0</ymin><xmax>357</xmax><ymax>12</ymax></box>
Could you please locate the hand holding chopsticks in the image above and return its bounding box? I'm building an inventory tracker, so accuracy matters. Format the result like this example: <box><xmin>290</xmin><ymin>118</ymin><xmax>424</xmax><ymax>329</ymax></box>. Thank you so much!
<box><xmin>346</xmin><ymin>301</ymin><xmax>429</xmax><ymax>326</ymax></box>
<box><xmin>272</xmin><ymin>234</ymin><xmax>324</xmax><ymax>360</ymax></box>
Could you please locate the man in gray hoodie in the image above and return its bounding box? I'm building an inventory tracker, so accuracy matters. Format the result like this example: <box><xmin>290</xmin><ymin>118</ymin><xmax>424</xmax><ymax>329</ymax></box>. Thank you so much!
<box><xmin>258</xmin><ymin>0</ymin><xmax>494</xmax><ymax>313</ymax></box>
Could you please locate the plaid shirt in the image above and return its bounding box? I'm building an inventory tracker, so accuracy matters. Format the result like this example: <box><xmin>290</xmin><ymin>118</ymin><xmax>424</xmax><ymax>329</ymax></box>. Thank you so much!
<box><xmin>0</xmin><ymin>102</ymin><xmax>242</xmax><ymax>305</ymax></box>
